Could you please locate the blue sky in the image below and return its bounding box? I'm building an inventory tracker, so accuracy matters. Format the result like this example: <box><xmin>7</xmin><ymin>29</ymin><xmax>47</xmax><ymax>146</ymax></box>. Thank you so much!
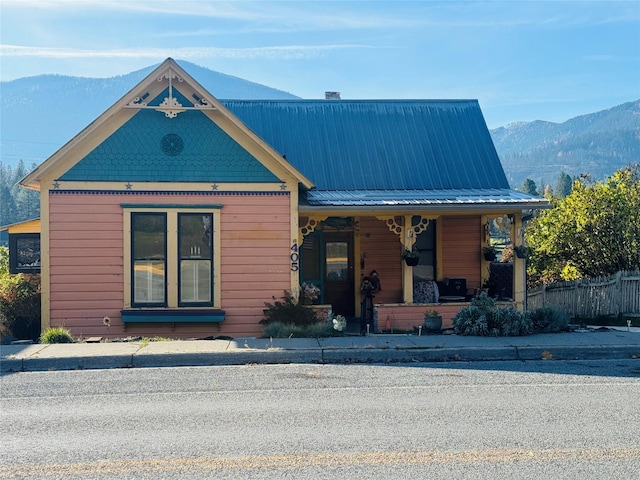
<box><xmin>1</xmin><ymin>0</ymin><xmax>638</xmax><ymax>128</ymax></box>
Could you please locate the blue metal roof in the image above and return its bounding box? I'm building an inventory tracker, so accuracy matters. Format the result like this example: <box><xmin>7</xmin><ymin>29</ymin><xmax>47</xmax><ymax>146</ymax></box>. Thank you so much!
<box><xmin>222</xmin><ymin>99</ymin><xmax>510</xmax><ymax>191</ymax></box>
<box><xmin>302</xmin><ymin>188</ymin><xmax>549</xmax><ymax>208</ymax></box>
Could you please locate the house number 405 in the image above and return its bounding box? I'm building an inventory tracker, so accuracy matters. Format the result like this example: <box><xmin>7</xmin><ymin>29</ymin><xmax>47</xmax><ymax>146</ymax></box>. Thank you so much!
<box><xmin>290</xmin><ymin>241</ymin><xmax>299</xmax><ymax>271</ymax></box>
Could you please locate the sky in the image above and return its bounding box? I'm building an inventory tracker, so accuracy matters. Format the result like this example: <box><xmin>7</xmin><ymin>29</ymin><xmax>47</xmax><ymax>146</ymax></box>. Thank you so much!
<box><xmin>1</xmin><ymin>0</ymin><xmax>639</xmax><ymax>128</ymax></box>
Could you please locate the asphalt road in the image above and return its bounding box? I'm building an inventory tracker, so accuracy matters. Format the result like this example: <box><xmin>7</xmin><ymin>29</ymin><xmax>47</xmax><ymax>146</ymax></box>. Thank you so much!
<box><xmin>2</xmin><ymin>360</ymin><xmax>640</xmax><ymax>479</ymax></box>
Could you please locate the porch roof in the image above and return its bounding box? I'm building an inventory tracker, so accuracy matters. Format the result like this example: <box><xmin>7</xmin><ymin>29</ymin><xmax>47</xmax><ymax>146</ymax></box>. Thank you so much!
<box><xmin>300</xmin><ymin>188</ymin><xmax>549</xmax><ymax>210</ymax></box>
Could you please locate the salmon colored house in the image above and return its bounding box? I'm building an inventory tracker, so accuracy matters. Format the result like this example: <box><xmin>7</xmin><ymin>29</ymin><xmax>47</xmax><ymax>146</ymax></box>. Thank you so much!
<box><xmin>19</xmin><ymin>58</ymin><xmax>547</xmax><ymax>339</ymax></box>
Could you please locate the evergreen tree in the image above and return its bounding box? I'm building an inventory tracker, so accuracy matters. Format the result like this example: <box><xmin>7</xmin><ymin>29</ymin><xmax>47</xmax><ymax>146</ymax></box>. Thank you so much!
<box><xmin>554</xmin><ymin>171</ymin><xmax>573</xmax><ymax>198</ymax></box>
<box><xmin>0</xmin><ymin>161</ymin><xmax>40</xmax><ymax>226</ymax></box>
<box><xmin>520</xmin><ymin>178</ymin><xmax>539</xmax><ymax>196</ymax></box>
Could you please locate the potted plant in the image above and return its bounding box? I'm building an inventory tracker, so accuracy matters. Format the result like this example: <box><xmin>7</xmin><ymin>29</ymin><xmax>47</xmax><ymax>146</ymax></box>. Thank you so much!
<box><xmin>423</xmin><ymin>309</ymin><xmax>442</xmax><ymax>333</ymax></box>
<box><xmin>514</xmin><ymin>245</ymin><xmax>531</xmax><ymax>259</ymax></box>
<box><xmin>482</xmin><ymin>245</ymin><xmax>498</xmax><ymax>261</ymax></box>
<box><xmin>401</xmin><ymin>248</ymin><xmax>420</xmax><ymax>266</ymax></box>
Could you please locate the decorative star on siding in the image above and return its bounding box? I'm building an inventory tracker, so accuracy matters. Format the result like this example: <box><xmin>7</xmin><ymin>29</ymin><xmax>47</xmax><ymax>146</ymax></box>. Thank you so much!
<box><xmin>280</xmin><ymin>182</ymin><xmax>287</xmax><ymax>190</ymax></box>
<box><xmin>211</xmin><ymin>183</ymin><xmax>219</xmax><ymax>190</ymax></box>
<box><xmin>52</xmin><ymin>180</ymin><xmax>60</xmax><ymax>189</ymax></box>
<box><xmin>125</xmin><ymin>182</ymin><xmax>133</xmax><ymax>190</ymax></box>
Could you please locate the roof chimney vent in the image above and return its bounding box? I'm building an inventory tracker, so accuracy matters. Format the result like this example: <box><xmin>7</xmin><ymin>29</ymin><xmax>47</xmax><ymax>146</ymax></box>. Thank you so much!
<box><xmin>325</xmin><ymin>91</ymin><xmax>341</xmax><ymax>100</ymax></box>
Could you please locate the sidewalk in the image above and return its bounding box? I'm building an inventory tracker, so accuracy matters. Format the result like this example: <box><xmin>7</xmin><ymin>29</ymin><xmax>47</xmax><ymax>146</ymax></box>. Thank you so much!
<box><xmin>2</xmin><ymin>328</ymin><xmax>640</xmax><ymax>373</ymax></box>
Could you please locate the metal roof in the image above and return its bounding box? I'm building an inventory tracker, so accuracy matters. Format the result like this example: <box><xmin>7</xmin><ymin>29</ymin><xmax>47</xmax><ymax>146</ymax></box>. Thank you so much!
<box><xmin>221</xmin><ymin>99</ymin><xmax>511</xmax><ymax>192</ymax></box>
<box><xmin>301</xmin><ymin>188</ymin><xmax>549</xmax><ymax>209</ymax></box>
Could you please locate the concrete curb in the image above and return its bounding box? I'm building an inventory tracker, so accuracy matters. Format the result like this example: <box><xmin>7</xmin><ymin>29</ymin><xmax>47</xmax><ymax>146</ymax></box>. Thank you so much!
<box><xmin>5</xmin><ymin>355</ymin><xmax>135</xmax><ymax>372</ymax></box>
<box><xmin>2</xmin><ymin>344</ymin><xmax>638</xmax><ymax>372</ymax></box>
<box><xmin>514</xmin><ymin>345</ymin><xmax>640</xmax><ymax>361</ymax></box>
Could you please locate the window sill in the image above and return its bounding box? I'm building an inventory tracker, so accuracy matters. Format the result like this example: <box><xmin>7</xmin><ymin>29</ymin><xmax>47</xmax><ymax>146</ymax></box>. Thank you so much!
<box><xmin>121</xmin><ymin>309</ymin><xmax>225</xmax><ymax>323</ymax></box>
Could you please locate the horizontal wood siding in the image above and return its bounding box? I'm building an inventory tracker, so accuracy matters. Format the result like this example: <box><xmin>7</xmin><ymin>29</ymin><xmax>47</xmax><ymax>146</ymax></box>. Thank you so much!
<box><xmin>440</xmin><ymin>216</ymin><xmax>481</xmax><ymax>292</ymax></box>
<box><xmin>49</xmin><ymin>194</ymin><xmax>124</xmax><ymax>338</ymax></box>
<box><xmin>358</xmin><ymin>217</ymin><xmax>403</xmax><ymax>304</ymax></box>
<box><xmin>375</xmin><ymin>304</ymin><xmax>463</xmax><ymax>331</ymax></box>
<box><xmin>48</xmin><ymin>192</ymin><xmax>291</xmax><ymax>339</ymax></box>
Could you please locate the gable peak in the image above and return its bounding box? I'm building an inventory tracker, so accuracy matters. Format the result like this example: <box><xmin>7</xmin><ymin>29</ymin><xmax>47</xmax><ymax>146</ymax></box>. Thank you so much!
<box><xmin>124</xmin><ymin>58</ymin><xmax>218</xmax><ymax>119</ymax></box>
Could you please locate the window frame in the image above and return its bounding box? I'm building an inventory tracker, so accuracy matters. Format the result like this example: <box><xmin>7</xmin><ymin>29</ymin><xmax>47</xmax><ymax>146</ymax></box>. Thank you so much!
<box><xmin>123</xmin><ymin>205</ymin><xmax>222</xmax><ymax>310</ymax></box>
<box><xmin>8</xmin><ymin>233</ymin><xmax>41</xmax><ymax>274</ymax></box>
<box><xmin>130</xmin><ymin>212</ymin><xmax>168</xmax><ymax>308</ymax></box>
<box><xmin>177</xmin><ymin>212</ymin><xmax>214</xmax><ymax>307</ymax></box>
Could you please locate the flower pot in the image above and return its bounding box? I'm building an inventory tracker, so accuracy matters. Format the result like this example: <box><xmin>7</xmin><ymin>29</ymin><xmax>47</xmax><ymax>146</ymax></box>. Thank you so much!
<box><xmin>424</xmin><ymin>315</ymin><xmax>442</xmax><ymax>333</ymax></box>
<box><xmin>404</xmin><ymin>256</ymin><xmax>419</xmax><ymax>266</ymax></box>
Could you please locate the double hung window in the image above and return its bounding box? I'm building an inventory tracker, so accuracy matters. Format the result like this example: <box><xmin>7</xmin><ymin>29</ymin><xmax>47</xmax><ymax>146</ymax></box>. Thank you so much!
<box><xmin>132</xmin><ymin>213</ymin><xmax>167</xmax><ymax>306</ymax></box>
<box><xmin>178</xmin><ymin>213</ymin><xmax>212</xmax><ymax>305</ymax></box>
<box><xmin>128</xmin><ymin>207</ymin><xmax>218</xmax><ymax>309</ymax></box>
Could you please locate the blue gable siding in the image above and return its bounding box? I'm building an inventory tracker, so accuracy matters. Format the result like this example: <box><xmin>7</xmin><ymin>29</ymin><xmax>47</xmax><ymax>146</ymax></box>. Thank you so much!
<box><xmin>222</xmin><ymin>100</ymin><xmax>509</xmax><ymax>191</ymax></box>
<box><xmin>61</xmin><ymin>108</ymin><xmax>279</xmax><ymax>183</ymax></box>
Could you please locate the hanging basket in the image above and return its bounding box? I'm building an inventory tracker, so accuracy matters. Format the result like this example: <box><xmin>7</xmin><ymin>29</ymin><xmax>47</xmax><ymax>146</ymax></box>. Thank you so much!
<box><xmin>404</xmin><ymin>256</ymin><xmax>419</xmax><ymax>266</ymax></box>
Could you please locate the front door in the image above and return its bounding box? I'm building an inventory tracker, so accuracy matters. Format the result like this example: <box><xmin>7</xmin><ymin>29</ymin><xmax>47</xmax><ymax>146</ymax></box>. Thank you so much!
<box><xmin>323</xmin><ymin>232</ymin><xmax>355</xmax><ymax>317</ymax></box>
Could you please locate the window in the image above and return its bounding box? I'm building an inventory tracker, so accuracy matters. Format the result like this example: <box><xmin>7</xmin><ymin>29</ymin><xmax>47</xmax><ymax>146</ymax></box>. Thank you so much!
<box><xmin>132</xmin><ymin>213</ymin><xmax>167</xmax><ymax>306</ymax></box>
<box><xmin>178</xmin><ymin>213</ymin><xmax>212</xmax><ymax>305</ymax></box>
<box><xmin>9</xmin><ymin>233</ymin><xmax>41</xmax><ymax>274</ymax></box>
<box><xmin>125</xmin><ymin>206</ymin><xmax>220</xmax><ymax>310</ymax></box>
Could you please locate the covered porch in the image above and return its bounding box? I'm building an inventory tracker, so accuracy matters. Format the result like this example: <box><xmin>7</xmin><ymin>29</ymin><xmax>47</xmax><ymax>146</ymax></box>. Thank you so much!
<box><xmin>297</xmin><ymin>206</ymin><xmax>529</xmax><ymax>333</ymax></box>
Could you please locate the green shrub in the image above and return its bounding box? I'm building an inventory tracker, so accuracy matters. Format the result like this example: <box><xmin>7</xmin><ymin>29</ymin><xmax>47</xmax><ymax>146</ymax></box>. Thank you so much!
<box><xmin>40</xmin><ymin>326</ymin><xmax>74</xmax><ymax>344</ymax></box>
<box><xmin>0</xmin><ymin>246</ymin><xmax>8</xmax><ymax>277</ymax></box>
<box><xmin>526</xmin><ymin>307</ymin><xmax>570</xmax><ymax>333</ymax></box>
<box><xmin>452</xmin><ymin>305</ymin><xmax>489</xmax><ymax>336</ymax></box>
<box><xmin>262</xmin><ymin>320</ymin><xmax>338</xmax><ymax>338</ymax></box>
<box><xmin>453</xmin><ymin>292</ymin><xmax>532</xmax><ymax>336</ymax></box>
<box><xmin>260</xmin><ymin>290</ymin><xmax>319</xmax><ymax>327</ymax></box>
<box><xmin>496</xmin><ymin>307</ymin><xmax>534</xmax><ymax>336</ymax></box>
<box><xmin>0</xmin><ymin>274</ymin><xmax>41</xmax><ymax>341</ymax></box>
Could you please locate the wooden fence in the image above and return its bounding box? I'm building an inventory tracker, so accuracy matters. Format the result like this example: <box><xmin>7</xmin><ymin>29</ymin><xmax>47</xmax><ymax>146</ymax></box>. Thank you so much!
<box><xmin>527</xmin><ymin>270</ymin><xmax>640</xmax><ymax>318</ymax></box>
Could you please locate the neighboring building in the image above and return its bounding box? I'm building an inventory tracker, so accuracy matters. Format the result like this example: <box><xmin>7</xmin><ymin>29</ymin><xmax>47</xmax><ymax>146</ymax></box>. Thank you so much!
<box><xmin>0</xmin><ymin>219</ymin><xmax>41</xmax><ymax>275</ymax></box>
<box><xmin>19</xmin><ymin>58</ymin><xmax>547</xmax><ymax>338</ymax></box>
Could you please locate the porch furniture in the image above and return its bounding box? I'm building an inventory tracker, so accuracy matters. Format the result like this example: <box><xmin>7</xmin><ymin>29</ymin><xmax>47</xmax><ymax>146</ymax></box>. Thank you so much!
<box><xmin>439</xmin><ymin>295</ymin><xmax>465</xmax><ymax>303</ymax></box>
<box><xmin>413</xmin><ymin>280</ymin><xmax>440</xmax><ymax>303</ymax></box>
<box><xmin>444</xmin><ymin>278</ymin><xmax>467</xmax><ymax>297</ymax></box>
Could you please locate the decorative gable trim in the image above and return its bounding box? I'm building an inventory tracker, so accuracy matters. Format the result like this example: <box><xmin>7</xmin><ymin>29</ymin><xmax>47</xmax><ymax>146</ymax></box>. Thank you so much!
<box><xmin>124</xmin><ymin>63</ymin><xmax>216</xmax><ymax>118</ymax></box>
<box><xmin>20</xmin><ymin>58</ymin><xmax>313</xmax><ymax>191</ymax></box>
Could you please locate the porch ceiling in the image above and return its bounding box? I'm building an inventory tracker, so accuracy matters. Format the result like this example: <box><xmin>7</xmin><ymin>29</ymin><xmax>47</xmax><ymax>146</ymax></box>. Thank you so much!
<box><xmin>300</xmin><ymin>188</ymin><xmax>549</xmax><ymax>211</ymax></box>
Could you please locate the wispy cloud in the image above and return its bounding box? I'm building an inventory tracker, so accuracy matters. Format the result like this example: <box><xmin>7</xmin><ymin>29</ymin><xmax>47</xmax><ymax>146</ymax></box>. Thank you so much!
<box><xmin>7</xmin><ymin>0</ymin><xmax>635</xmax><ymax>35</ymax></box>
<box><xmin>0</xmin><ymin>44</ymin><xmax>376</xmax><ymax>60</ymax></box>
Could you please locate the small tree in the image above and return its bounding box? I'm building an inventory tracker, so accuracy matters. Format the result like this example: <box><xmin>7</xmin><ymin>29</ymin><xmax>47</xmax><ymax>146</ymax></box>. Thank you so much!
<box><xmin>526</xmin><ymin>164</ymin><xmax>640</xmax><ymax>284</ymax></box>
<box><xmin>554</xmin><ymin>171</ymin><xmax>573</xmax><ymax>198</ymax></box>
<box><xmin>520</xmin><ymin>178</ymin><xmax>539</xmax><ymax>196</ymax></box>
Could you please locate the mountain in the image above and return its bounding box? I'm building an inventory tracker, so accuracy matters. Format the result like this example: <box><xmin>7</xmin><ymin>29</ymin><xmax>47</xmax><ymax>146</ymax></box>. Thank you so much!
<box><xmin>0</xmin><ymin>61</ymin><xmax>299</xmax><ymax>168</ymax></box>
<box><xmin>490</xmin><ymin>100</ymin><xmax>640</xmax><ymax>188</ymax></box>
<box><xmin>1</xmin><ymin>61</ymin><xmax>639</xmax><ymax>189</ymax></box>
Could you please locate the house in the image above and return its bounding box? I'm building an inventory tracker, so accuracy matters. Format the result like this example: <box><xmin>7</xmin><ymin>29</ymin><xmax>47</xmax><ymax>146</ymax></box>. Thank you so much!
<box><xmin>19</xmin><ymin>58</ymin><xmax>548</xmax><ymax>338</ymax></box>
<box><xmin>0</xmin><ymin>219</ymin><xmax>41</xmax><ymax>274</ymax></box>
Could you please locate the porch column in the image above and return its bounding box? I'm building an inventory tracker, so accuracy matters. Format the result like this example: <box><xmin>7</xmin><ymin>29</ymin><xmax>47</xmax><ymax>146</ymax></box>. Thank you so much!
<box><xmin>402</xmin><ymin>216</ymin><xmax>414</xmax><ymax>302</ymax></box>
<box><xmin>513</xmin><ymin>214</ymin><xmax>526</xmax><ymax>311</ymax></box>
